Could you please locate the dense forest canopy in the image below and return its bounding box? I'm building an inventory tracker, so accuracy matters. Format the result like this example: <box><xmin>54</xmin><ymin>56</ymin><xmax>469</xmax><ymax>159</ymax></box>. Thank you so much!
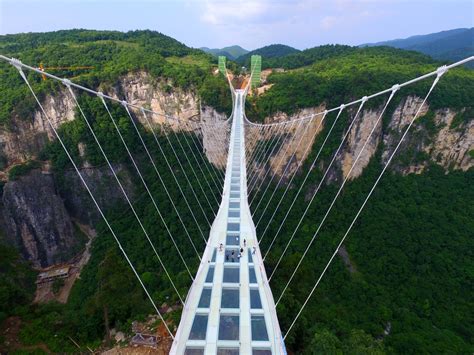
<box><xmin>236</xmin><ymin>44</ymin><xmax>301</xmax><ymax>67</ymax></box>
<box><xmin>0</xmin><ymin>29</ymin><xmax>473</xmax><ymax>353</ymax></box>
<box><xmin>246</xmin><ymin>46</ymin><xmax>474</xmax><ymax>122</ymax></box>
<box><xmin>0</xmin><ymin>29</ymin><xmax>233</xmax><ymax>125</ymax></box>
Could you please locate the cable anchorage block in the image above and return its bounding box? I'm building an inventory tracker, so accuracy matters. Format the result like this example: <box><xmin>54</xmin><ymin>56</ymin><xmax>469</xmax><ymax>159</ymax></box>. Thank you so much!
<box><xmin>121</xmin><ymin>100</ymin><xmax>128</xmax><ymax>108</ymax></box>
<box><xmin>391</xmin><ymin>84</ymin><xmax>400</xmax><ymax>92</ymax></box>
<box><xmin>97</xmin><ymin>91</ymin><xmax>105</xmax><ymax>98</ymax></box>
<box><xmin>340</xmin><ymin>104</ymin><xmax>346</xmax><ymax>110</ymax></box>
<box><xmin>362</xmin><ymin>96</ymin><xmax>368</xmax><ymax>103</ymax></box>
<box><xmin>436</xmin><ymin>65</ymin><xmax>448</xmax><ymax>77</ymax></box>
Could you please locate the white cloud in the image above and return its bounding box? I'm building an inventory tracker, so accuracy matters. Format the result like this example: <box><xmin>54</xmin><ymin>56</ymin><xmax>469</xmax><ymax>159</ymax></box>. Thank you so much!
<box><xmin>200</xmin><ymin>0</ymin><xmax>269</xmax><ymax>25</ymax></box>
<box><xmin>320</xmin><ymin>15</ymin><xmax>338</xmax><ymax>30</ymax></box>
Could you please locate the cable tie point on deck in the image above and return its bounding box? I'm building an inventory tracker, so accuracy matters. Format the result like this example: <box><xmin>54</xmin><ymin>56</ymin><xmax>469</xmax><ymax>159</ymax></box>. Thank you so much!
<box><xmin>340</xmin><ymin>104</ymin><xmax>345</xmax><ymax>110</ymax></box>
<box><xmin>391</xmin><ymin>84</ymin><xmax>400</xmax><ymax>92</ymax></box>
<box><xmin>62</xmin><ymin>78</ymin><xmax>72</xmax><ymax>87</ymax></box>
<box><xmin>362</xmin><ymin>96</ymin><xmax>368</xmax><ymax>102</ymax></box>
<box><xmin>97</xmin><ymin>91</ymin><xmax>104</xmax><ymax>98</ymax></box>
<box><xmin>121</xmin><ymin>100</ymin><xmax>128</xmax><ymax>107</ymax></box>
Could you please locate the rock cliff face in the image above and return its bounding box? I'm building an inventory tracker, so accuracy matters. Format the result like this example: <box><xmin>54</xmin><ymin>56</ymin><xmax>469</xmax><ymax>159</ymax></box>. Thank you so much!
<box><xmin>0</xmin><ymin>71</ymin><xmax>228</xmax><ymax>267</ymax></box>
<box><xmin>247</xmin><ymin>106</ymin><xmax>326</xmax><ymax>183</ymax></box>
<box><xmin>259</xmin><ymin>96</ymin><xmax>473</xmax><ymax>181</ymax></box>
<box><xmin>0</xmin><ymin>71</ymin><xmax>227</xmax><ymax>168</ymax></box>
<box><xmin>383</xmin><ymin>100</ymin><xmax>473</xmax><ymax>174</ymax></box>
<box><xmin>2</xmin><ymin>170</ymin><xmax>78</xmax><ymax>268</ymax></box>
<box><xmin>268</xmin><ymin>106</ymin><xmax>326</xmax><ymax>177</ymax></box>
<box><xmin>200</xmin><ymin>106</ymin><xmax>230</xmax><ymax>169</ymax></box>
<box><xmin>0</xmin><ymin>89</ymin><xmax>75</xmax><ymax>167</ymax></box>
<box><xmin>3</xmin><ymin>71</ymin><xmax>471</xmax><ymax>269</ymax></box>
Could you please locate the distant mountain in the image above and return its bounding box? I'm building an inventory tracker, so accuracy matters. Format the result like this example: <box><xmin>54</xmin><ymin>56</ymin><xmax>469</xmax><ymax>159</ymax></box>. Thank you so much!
<box><xmin>259</xmin><ymin>44</ymin><xmax>354</xmax><ymax>70</ymax></box>
<box><xmin>237</xmin><ymin>44</ymin><xmax>300</xmax><ymax>64</ymax></box>
<box><xmin>200</xmin><ymin>45</ymin><xmax>249</xmax><ymax>60</ymax></box>
<box><xmin>361</xmin><ymin>28</ymin><xmax>474</xmax><ymax>64</ymax></box>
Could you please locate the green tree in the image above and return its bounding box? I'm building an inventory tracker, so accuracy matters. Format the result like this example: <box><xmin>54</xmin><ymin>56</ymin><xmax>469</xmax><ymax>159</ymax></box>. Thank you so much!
<box><xmin>88</xmin><ymin>248</ymin><xmax>143</xmax><ymax>344</ymax></box>
<box><xmin>309</xmin><ymin>329</ymin><xmax>343</xmax><ymax>355</ymax></box>
<box><xmin>343</xmin><ymin>329</ymin><xmax>385</xmax><ymax>355</ymax></box>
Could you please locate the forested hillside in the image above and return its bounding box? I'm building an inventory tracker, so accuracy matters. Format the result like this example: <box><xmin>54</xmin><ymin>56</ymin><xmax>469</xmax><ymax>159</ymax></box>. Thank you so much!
<box><xmin>200</xmin><ymin>45</ymin><xmax>249</xmax><ymax>60</ymax></box>
<box><xmin>362</xmin><ymin>27</ymin><xmax>474</xmax><ymax>66</ymax></box>
<box><xmin>247</xmin><ymin>46</ymin><xmax>474</xmax><ymax>353</ymax></box>
<box><xmin>0</xmin><ymin>29</ymin><xmax>473</xmax><ymax>354</ymax></box>
<box><xmin>0</xmin><ymin>29</ymin><xmax>233</xmax><ymax>126</ymax></box>
<box><xmin>236</xmin><ymin>44</ymin><xmax>300</xmax><ymax>66</ymax></box>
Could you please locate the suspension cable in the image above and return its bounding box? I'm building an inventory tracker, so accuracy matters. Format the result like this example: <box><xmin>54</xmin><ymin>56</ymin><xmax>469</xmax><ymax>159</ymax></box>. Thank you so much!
<box><xmin>254</xmin><ymin>115</ymin><xmax>316</xmax><ymax>228</ymax></box>
<box><xmin>246</xmin><ymin>125</ymin><xmax>274</xmax><ymax>185</ymax></box>
<box><xmin>64</xmin><ymin>82</ymin><xmax>185</xmax><ymax>304</ymax></box>
<box><xmin>276</xmin><ymin>89</ymin><xmax>397</xmax><ymax>305</ymax></box>
<box><xmin>262</xmin><ymin>107</ymin><xmax>343</xmax><ymax>254</ymax></box>
<box><xmin>259</xmin><ymin>111</ymin><xmax>327</xmax><ymax>248</ymax></box>
<box><xmin>181</xmin><ymin>120</ymin><xmax>222</xmax><ymax>201</ymax></box>
<box><xmin>249</xmin><ymin>121</ymin><xmax>294</xmax><ymax>195</ymax></box>
<box><xmin>10</xmin><ymin>62</ymin><xmax>175</xmax><ymax>338</ymax></box>
<box><xmin>160</xmin><ymin>122</ymin><xmax>213</xmax><ymax>226</ymax></box>
<box><xmin>252</xmin><ymin>118</ymin><xmax>309</xmax><ymax>219</ymax></box>
<box><xmin>247</xmin><ymin>124</ymin><xmax>284</xmax><ymax>185</ymax></box>
<box><xmin>249</xmin><ymin>123</ymin><xmax>289</xmax><ymax>195</ymax></box>
<box><xmin>191</xmin><ymin>121</ymin><xmax>225</xmax><ymax>190</ymax></box>
<box><xmin>167</xmin><ymin>123</ymin><xmax>218</xmax><ymax>215</ymax></box>
<box><xmin>140</xmin><ymin>109</ymin><xmax>208</xmax><ymax>242</ymax></box>
<box><xmin>100</xmin><ymin>97</ymin><xmax>201</xmax><ymax>266</ymax></box>
<box><xmin>283</xmin><ymin>69</ymin><xmax>445</xmax><ymax>339</ymax></box>
<box><xmin>245</xmin><ymin>124</ymin><xmax>264</xmax><ymax>172</ymax></box>
<box><xmin>197</xmin><ymin>119</ymin><xmax>228</xmax><ymax>182</ymax></box>
<box><xmin>245</xmin><ymin>125</ymin><xmax>271</xmax><ymax>180</ymax></box>
<box><xmin>266</xmin><ymin>102</ymin><xmax>357</xmax><ymax>277</ymax></box>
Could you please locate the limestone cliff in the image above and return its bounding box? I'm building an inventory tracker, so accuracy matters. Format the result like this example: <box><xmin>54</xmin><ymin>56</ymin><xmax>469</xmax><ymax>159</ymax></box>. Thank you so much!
<box><xmin>0</xmin><ymin>71</ymin><xmax>228</xmax><ymax>169</ymax></box>
<box><xmin>258</xmin><ymin>96</ymin><xmax>473</xmax><ymax>181</ymax></box>
<box><xmin>0</xmin><ymin>71</ymin><xmax>228</xmax><ymax>267</ymax></box>
<box><xmin>0</xmin><ymin>89</ymin><xmax>75</xmax><ymax>167</ymax></box>
<box><xmin>2</xmin><ymin>170</ymin><xmax>78</xmax><ymax>268</ymax></box>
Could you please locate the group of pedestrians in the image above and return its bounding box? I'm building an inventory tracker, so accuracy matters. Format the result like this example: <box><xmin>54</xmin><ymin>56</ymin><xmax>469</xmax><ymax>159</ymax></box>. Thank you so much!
<box><xmin>217</xmin><ymin>237</ymin><xmax>257</xmax><ymax>263</ymax></box>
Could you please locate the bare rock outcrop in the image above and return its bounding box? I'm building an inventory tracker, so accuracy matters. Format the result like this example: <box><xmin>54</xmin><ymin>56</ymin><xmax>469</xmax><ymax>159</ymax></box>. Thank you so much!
<box><xmin>249</xmin><ymin>106</ymin><xmax>326</xmax><ymax>181</ymax></box>
<box><xmin>201</xmin><ymin>106</ymin><xmax>230</xmax><ymax>169</ymax></box>
<box><xmin>382</xmin><ymin>97</ymin><xmax>473</xmax><ymax>175</ymax></box>
<box><xmin>339</xmin><ymin>108</ymin><xmax>383</xmax><ymax>179</ymax></box>
<box><xmin>108</xmin><ymin>71</ymin><xmax>200</xmax><ymax>131</ymax></box>
<box><xmin>0</xmin><ymin>89</ymin><xmax>75</xmax><ymax>167</ymax></box>
<box><xmin>259</xmin><ymin>95</ymin><xmax>473</xmax><ymax>181</ymax></box>
<box><xmin>60</xmin><ymin>164</ymin><xmax>135</xmax><ymax>226</ymax></box>
<box><xmin>2</xmin><ymin>170</ymin><xmax>79</xmax><ymax>268</ymax></box>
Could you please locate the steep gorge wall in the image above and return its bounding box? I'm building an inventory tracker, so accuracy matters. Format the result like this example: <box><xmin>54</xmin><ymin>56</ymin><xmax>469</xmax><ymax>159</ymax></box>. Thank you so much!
<box><xmin>0</xmin><ymin>72</ymin><xmax>229</xmax><ymax>268</ymax></box>
<box><xmin>257</xmin><ymin>96</ymin><xmax>473</xmax><ymax>181</ymax></box>
<box><xmin>2</xmin><ymin>170</ymin><xmax>77</xmax><ymax>268</ymax></box>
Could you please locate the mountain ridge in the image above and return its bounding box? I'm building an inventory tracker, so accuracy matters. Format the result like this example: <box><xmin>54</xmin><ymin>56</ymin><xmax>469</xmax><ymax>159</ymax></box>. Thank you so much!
<box><xmin>236</xmin><ymin>43</ymin><xmax>300</xmax><ymax>64</ymax></box>
<box><xmin>200</xmin><ymin>45</ymin><xmax>249</xmax><ymax>60</ymax></box>
<box><xmin>360</xmin><ymin>27</ymin><xmax>474</xmax><ymax>65</ymax></box>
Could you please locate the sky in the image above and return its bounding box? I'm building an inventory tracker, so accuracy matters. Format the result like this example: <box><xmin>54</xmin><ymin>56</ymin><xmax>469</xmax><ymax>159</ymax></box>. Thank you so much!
<box><xmin>0</xmin><ymin>0</ymin><xmax>473</xmax><ymax>50</ymax></box>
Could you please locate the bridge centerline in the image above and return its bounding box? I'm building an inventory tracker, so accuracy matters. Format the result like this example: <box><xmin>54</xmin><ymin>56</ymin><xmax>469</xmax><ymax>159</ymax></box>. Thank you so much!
<box><xmin>171</xmin><ymin>89</ymin><xmax>285</xmax><ymax>354</ymax></box>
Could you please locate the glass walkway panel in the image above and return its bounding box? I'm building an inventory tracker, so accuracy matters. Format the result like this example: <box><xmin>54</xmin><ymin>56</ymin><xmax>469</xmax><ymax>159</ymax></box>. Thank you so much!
<box><xmin>171</xmin><ymin>89</ymin><xmax>286</xmax><ymax>354</ymax></box>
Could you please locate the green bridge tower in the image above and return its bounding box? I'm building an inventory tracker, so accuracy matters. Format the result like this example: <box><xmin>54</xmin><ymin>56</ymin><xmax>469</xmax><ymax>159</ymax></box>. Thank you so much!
<box><xmin>250</xmin><ymin>55</ymin><xmax>262</xmax><ymax>88</ymax></box>
<box><xmin>218</xmin><ymin>56</ymin><xmax>226</xmax><ymax>75</ymax></box>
